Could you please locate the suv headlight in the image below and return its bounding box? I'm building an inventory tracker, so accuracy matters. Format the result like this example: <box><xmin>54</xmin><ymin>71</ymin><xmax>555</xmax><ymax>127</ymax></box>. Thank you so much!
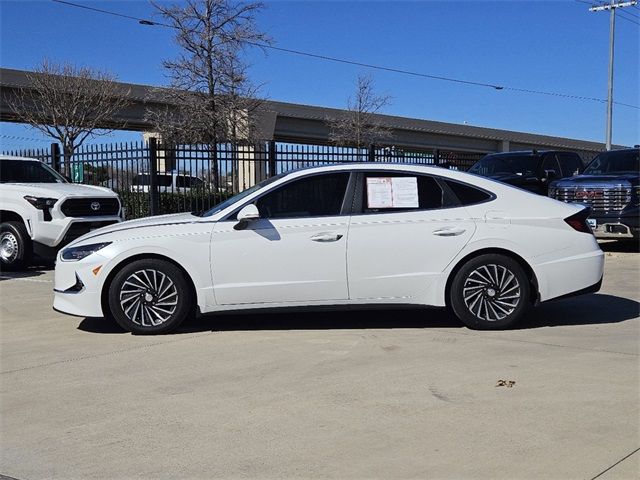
<box><xmin>61</xmin><ymin>242</ymin><xmax>112</xmax><ymax>261</ymax></box>
<box><xmin>24</xmin><ymin>196</ymin><xmax>58</xmax><ymax>209</ymax></box>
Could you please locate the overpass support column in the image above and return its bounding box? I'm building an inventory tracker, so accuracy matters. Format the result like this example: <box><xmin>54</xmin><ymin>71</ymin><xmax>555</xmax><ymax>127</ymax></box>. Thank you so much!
<box><xmin>500</xmin><ymin>140</ymin><xmax>510</xmax><ymax>152</ymax></box>
<box><xmin>236</xmin><ymin>143</ymin><xmax>268</xmax><ymax>192</ymax></box>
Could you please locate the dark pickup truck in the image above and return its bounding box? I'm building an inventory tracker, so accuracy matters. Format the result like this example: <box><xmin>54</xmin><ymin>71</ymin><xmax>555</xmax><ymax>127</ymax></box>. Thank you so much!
<box><xmin>467</xmin><ymin>150</ymin><xmax>584</xmax><ymax>195</ymax></box>
<box><xmin>548</xmin><ymin>148</ymin><xmax>639</xmax><ymax>240</ymax></box>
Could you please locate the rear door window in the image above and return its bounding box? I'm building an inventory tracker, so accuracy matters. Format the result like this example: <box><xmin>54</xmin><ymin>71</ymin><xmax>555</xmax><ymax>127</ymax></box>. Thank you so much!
<box><xmin>358</xmin><ymin>172</ymin><xmax>443</xmax><ymax>214</ymax></box>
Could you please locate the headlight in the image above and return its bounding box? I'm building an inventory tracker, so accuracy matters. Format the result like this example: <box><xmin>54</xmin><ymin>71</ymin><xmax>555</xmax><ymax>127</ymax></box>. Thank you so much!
<box><xmin>24</xmin><ymin>196</ymin><xmax>58</xmax><ymax>209</ymax></box>
<box><xmin>61</xmin><ymin>242</ymin><xmax>112</xmax><ymax>261</ymax></box>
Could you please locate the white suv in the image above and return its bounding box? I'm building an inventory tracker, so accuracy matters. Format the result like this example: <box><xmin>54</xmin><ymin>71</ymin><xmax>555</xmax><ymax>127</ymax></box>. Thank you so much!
<box><xmin>0</xmin><ymin>156</ymin><xmax>122</xmax><ymax>270</ymax></box>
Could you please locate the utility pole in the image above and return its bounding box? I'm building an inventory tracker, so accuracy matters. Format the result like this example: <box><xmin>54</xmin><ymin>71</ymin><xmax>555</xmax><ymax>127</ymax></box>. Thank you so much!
<box><xmin>589</xmin><ymin>0</ymin><xmax>638</xmax><ymax>151</ymax></box>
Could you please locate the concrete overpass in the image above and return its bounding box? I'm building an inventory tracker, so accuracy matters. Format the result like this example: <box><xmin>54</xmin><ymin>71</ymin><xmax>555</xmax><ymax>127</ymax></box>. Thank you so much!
<box><xmin>0</xmin><ymin>67</ymin><xmax>614</xmax><ymax>158</ymax></box>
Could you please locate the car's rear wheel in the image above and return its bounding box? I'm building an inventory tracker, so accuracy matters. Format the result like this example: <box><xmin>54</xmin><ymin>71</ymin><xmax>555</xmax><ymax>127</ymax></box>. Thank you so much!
<box><xmin>450</xmin><ymin>254</ymin><xmax>530</xmax><ymax>330</ymax></box>
<box><xmin>108</xmin><ymin>258</ymin><xmax>192</xmax><ymax>334</ymax></box>
<box><xmin>0</xmin><ymin>221</ymin><xmax>32</xmax><ymax>271</ymax></box>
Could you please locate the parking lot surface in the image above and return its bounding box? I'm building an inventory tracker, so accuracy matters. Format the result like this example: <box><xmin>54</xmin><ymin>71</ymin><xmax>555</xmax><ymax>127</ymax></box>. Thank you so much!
<box><xmin>1</xmin><ymin>242</ymin><xmax>639</xmax><ymax>480</ymax></box>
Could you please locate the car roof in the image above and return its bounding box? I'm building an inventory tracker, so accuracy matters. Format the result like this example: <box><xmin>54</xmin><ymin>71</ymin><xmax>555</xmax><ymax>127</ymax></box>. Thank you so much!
<box><xmin>483</xmin><ymin>150</ymin><xmax>554</xmax><ymax>157</ymax></box>
<box><xmin>0</xmin><ymin>155</ymin><xmax>40</xmax><ymax>162</ymax></box>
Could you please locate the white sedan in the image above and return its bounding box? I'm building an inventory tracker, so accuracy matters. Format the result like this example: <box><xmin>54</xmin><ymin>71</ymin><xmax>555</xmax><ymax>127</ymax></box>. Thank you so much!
<box><xmin>53</xmin><ymin>163</ymin><xmax>604</xmax><ymax>334</ymax></box>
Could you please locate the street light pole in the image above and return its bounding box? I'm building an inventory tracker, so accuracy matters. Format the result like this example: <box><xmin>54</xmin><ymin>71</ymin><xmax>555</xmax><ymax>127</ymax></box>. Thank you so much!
<box><xmin>605</xmin><ymin>4</ymin><xmax>615</xmax><ymax>151</ymax></box>
<box><xmin>589</xmin><ymin>0</ymin><xmax>638</xmax><ymax>151</ymax></box>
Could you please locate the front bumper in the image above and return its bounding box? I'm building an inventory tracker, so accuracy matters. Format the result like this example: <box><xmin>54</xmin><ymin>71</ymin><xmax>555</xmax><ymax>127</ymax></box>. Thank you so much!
<box><xmin>31</xmin><ymin>214</ymin><xmax>121</xmax><ymax>249</ymax></box>
<box><xmin>53</xmin><ymin>253</ymin><xmax>111</xmax><ymax>318</ymax></box>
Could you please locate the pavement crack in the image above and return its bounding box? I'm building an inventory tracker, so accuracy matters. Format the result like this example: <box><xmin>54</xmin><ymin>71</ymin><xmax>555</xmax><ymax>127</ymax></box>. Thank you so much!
<box><xmin>589</xmin><ymin>447</ymin><xmax>639</xmax><ymax>480</ymax></box>
<box><xmin>0</xmin><ymin>331</ymin><xmax>215</xmax><ymax>375</ymax></box>
<box><xmin>430</xmin><ymin>329</ymin><xmax>639</xmax><ymax>357</ymax></box>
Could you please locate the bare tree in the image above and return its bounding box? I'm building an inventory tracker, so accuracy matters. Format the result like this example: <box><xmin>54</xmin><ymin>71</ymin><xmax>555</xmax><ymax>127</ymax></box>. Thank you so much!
<box><xmin>8</xmin><ymin>60</ymin><xmax>131</xmax><ymax>175</ymax></box>
<box><xmin>328</xmin><ymin>74</ymin><xmax>393</xmax><ymax>150</ymax></box>
<box><xmin>147</xmin><ymin>0</ymin><xmax>270</xmax><ymax>187</ymax></box>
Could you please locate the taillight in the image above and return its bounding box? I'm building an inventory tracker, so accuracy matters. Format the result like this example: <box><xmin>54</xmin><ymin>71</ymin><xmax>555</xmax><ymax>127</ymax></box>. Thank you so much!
<box><xmin>564</xmin><ymin>208</ymin><xmax>592</xmax><ymax>234</ymax></box>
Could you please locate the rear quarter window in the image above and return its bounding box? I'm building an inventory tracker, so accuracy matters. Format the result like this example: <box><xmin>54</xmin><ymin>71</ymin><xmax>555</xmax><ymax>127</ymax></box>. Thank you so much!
<box><xmin>444</xmin><ymin>180</ymin><xmax>493</xmax><ymax>206</ymax></box>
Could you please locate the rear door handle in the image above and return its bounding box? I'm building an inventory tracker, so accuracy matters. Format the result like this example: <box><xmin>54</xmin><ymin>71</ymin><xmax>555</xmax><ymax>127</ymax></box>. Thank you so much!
<box><xmin>310</xmin><ymin>232</ymin><xmax>343</xmax><ymax>242</ymax></box>
<box><xmin>433</xmin><ymin>227</ymin><xmax>466</xmax><ymax>237</ymax></box>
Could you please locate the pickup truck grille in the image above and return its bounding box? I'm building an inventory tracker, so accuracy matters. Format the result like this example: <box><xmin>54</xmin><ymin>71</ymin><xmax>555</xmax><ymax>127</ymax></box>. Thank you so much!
<box><xmin>60</xmin><ymin>198</ymin><xmax>120</xmax><ymax>217</ymax></box>
<box><xmin>550</xmin><ymin>185</ymin><xmax>631</xmax><ymax>213</ymax></box>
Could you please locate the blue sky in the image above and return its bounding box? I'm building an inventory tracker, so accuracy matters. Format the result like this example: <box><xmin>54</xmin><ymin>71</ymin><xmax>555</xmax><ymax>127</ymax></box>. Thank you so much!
<box><xmin>1</xmin><ymin>0</ymin><xmax>638</xmax><ymax>150</ymax></box>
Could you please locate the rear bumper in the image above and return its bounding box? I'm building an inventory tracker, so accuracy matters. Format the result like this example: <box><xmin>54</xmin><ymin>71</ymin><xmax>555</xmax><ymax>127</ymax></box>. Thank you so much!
<box><xmin>534</xmin><ymin>247</ymin><xmax>605</xmax><ymax>302</ymax></box>
<box><xmin>546</xmin><ymin>275</ymin><xmax>602</xmax><ymax>302</ymax></box>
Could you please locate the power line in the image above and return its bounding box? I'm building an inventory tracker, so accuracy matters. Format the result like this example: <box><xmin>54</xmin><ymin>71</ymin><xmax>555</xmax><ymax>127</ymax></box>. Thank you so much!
<box><xmin>620</xmin><ymin>7</ymin><xmax>640</xmax><ymax>17</ymax></box>
<box><xmin>577</xmin><ymin>0</ymin><xmax>640</xmax><ymax>25</ymax></box>
<box><xmin>617</xmin><ymin>10</ymin><xmax>640</xmax><ymax>24</ymax></box>
<box><xmin>51</xmin><ymin>0</ymin><xmax>172</xmax><ymax>27</ymax></box>
<box><xmin>0</xmin><ymin>134</ymin><xmax>52</xmax><ymax>143</ymax></box>
<box><xmin>51</xmin><ymin>0</ymin><xmax>639</xmax><ymax>110</ymax></box>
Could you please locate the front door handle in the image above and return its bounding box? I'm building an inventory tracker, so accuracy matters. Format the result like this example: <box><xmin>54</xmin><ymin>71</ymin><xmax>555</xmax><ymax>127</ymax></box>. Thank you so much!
<box><xmin>432</xmin><ymin>227</ymin><xmax>466</xmax><ymax>237</ymax></box>
<box><xmin>310</xmin><ymin>232</ymin><xmax>343</xmax><ymax>242</ymax></box>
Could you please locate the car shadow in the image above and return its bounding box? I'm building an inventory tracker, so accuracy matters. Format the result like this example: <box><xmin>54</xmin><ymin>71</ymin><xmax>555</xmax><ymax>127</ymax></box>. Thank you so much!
<box><xmin>77</xmin><ymin>293</ymin><xmax>638</xmax><ymax>335</ymax></box>
<box><xmin>0</xmin><ymin>263</ymin><xmax>53</xmax><ymax>281</ymax></box>
<box><xmin>598</xmin><ymin>240</ymin><xmax>639</xmax><ymax>253</ymax></box>
<box><xmin>517</xmin><ymin>293</ymin><xmax>639</xmax><ymax>329</ymax></box>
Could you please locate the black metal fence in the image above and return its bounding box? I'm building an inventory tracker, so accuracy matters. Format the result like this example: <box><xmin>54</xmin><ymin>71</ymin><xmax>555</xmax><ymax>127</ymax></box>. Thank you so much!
<box><xmin>1</xmin><ymin>140</ymin><xmax>485</xmax><ymax>219</ymax></box>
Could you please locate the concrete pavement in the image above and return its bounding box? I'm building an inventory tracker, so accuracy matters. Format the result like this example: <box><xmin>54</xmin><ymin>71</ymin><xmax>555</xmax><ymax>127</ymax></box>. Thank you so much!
<box><xmin>1</xmin><ymin>242</ymin><xmax>638</xmax><ymax>479</ymax></box>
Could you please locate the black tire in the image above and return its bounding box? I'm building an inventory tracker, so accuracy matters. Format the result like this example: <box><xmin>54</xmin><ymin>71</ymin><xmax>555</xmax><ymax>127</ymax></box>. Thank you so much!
<box><xmin>449</xmin><ymin>254</ymin><xmax>531</xmax><ymax>330</ymax></box>
<box><xmin>107</xmin><ymin>258</ymin><xmax>193</xmax><ymax>334</ymax></box>
<box><xmin>0</xmin><ymin>221</ymin><xmax>32</xmax><ymax>271</ymax></box>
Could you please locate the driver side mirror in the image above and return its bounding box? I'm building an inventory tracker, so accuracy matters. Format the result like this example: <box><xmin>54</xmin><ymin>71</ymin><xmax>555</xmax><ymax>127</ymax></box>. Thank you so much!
<box><xmin>234</xmin><ymin>204</ymin><xmax>260</xmax><ymax>230</ymax></box>
<box><xmin>544</xmin><ymin>169</ymin><xmax>557</xmax><ymax>181</ymax></box>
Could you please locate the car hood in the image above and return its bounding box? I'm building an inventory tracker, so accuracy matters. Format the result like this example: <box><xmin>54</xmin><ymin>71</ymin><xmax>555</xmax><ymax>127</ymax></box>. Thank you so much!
<box><xmin>2</xmin><ymin>182</ymin><xmax>117</xmax><ymax>197</ymax></box>
<box><xmin>93</xmin><ymin>212</ymin><xmax>202</xmax><ymax>236</ymax></box>
<box><xmin>552</xmin><ymin>173</ymin><xmax>639</xmax><ymax>187</ymax></box>
<box><xmin>483</xmin><ymin>173</ymin><xmax>530</xmax><ymax>182</ymax></box>
<box><xmin>67</xmin><ymin>211</ymin><xmax>206</xmax><ymax>247</ymax></box>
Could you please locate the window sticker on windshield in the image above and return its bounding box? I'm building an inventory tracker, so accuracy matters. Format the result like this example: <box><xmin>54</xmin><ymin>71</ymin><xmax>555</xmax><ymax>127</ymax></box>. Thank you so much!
<box><xmin>366</xmin><ymin>177</ymin><xmax>419</xmax><ymax>209</ymax></box>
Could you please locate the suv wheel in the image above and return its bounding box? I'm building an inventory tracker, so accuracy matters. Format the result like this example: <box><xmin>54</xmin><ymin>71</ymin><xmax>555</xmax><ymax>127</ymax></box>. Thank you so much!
<box><xmin>450</xmin><ymin>254</ymin><xmax>530</xmax><ymax>330</ymax></box>
<box><xmin>108</xmin><ymin>258</ymin><xmax>193</xmax><ymax>334</ymax></box>
<box><xmin>0</xmin><ymin>221</ymin><xmax>32</xmax><ymax>271</ymax></box>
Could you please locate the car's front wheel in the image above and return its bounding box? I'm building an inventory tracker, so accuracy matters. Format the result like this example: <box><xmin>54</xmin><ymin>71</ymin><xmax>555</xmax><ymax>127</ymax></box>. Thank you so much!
<box><xmin>0</xmin><ymin>221</ymin><xmax>32</xmax><ymax>271</ymax></box>
<box><xmin>108</xmin><ymin>258</ymin><xmax>193</xmax><ymax>334</ymax></box>
<box><xmin>450</xmin><ymin>254</ymin><xmax>531</xmax><ymax>330</ymax></box>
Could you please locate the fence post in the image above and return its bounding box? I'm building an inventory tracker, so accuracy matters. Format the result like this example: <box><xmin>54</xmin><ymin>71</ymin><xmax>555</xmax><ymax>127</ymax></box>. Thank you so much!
<box><xmin>148</xmin><ymin>137</ymin><xmax>159</xmax><ymax>216</ymax></box>
<box><xmin>50</xmin><ymin>143</ymin><xmax>61</xmax><ymax>172</ymax></box>
<box><xmin>268</xmin><ymin>140</ymin><xmax>277</xmax><ymax>177</ymax></box>
<box><xmin>434</xmin><ymin>149</ymin><xmax>440</xmax><ymax>167</ymax></box>
<box><xmin>368</xmin><ymin>144</ymin><xmax>375</xmax><ymax>162</ymax></box>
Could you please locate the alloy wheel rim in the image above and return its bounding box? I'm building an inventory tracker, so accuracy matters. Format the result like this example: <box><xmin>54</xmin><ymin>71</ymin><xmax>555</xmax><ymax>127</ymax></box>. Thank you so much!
<box><xmin>0</xmin><ymin>232</ymin><xmax>19</xmax><ymax>263</ymax></box>
<box><xmin>119</xmin><ymin>269</ymin><xmax>178</xmax><ymax>327</ymax></box>
<box><xmin>463</xmin><ymin>264</ymin><xmax>521</xmax><ymax>322</ymax></box>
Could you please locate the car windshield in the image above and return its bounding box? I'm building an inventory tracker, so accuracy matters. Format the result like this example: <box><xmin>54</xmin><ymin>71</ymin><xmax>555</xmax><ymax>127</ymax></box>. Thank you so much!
<box><xmin>469</xmin><ymin>154</ymin><xmax>539</xmax><ymax>176</ymax></box>
<box><xmin>0</xmin><ymin>159</ymin><xmax>67</xmax><ymax>183</ymax></box>
<box><xmin>583</xmin><ymin>150</ymin><xmax>639</xmax><ymax>175</ymax></box>
<box><xmin>199</xmin><ymin>172</ymin><xmax>287</xmax><ymax>217</ymax></box>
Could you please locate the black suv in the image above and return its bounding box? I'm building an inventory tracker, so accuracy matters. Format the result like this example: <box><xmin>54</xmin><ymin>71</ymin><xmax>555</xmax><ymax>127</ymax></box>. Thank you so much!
<box><xmin>548</xmin><ymin>148</ymin><xmax>639</xmax><ymax>240</ymax></box>
<box><xmin>468</xmin><ymin>150</ymin><xmax>584</xmax><ymax>195</ymax></box>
